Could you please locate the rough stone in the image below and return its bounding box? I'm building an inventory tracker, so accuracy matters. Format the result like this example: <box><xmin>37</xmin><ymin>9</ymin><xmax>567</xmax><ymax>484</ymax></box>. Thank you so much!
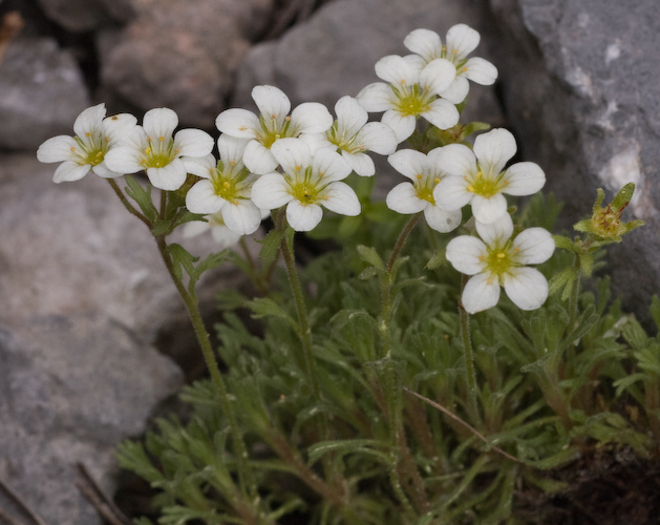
<box><xmin>0</xmin><ymin>37</ymin><xmax>90</xmax><ymax>152</ymax></box>
<box><xmin>36</xmin><ymin>0</ymin><xmax>135</xmax><ymax>32</ymax></box>
<box><xmin>485</xmin><ymin>0</ymin><xmax>660</xmax><ymax>315</ymax></box>
<box><xmin>100</xmin><ymin>0</ymin><xmax>274</xmax><ymax>129</ymax></box>
<box><xmin>231</xmin><ymin>0</ymin><xmax>504</xmax><ymax>198</ymax></box>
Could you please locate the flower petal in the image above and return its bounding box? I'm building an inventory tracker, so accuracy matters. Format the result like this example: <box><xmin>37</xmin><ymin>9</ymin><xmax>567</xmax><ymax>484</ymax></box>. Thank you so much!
<box><xmin>217</xmin><ymin>134</ymin><xmax>249</xmax><ymax>165</ymax></box>
<box><xmin>388</xmin><ymin>149</ymin><xmax>429</xmax><ymax>182</ymax></box>
<box><xmin>464</xmin><ymin>57</ymin><xmax>498</xmax><ymax>85</ymax></box>
<box><xmin>174</xmin><ymin>128</ymin><xmax>214</xmax><ymax>158</ymax></box>
<box><xmin>91</xmin><ymin>162</ymin><xmax>124</xmax><ymax>179</ymax></box>
<box><xmin>475</xmin><ymin>212</ymin><xmax>513</xmax><ymax>246</ymax></box>
<box><xmin>252</xmin><ymin>85</ymin><xmax>290</xmax><ymax>124</ymax></box>
<box><xmin>386</xmin><ymin>183</ymin><xmax>426</xmax><ymax>214</ymax></box>
<box><xmin>186</xmin><ymin>179</ymin><xmax>224</xmax><ymax>214</ymax></box>
<box><xmin>503</xmin><ymin>267</ymin><xmax>549</xmax><ymax>310</ymax></box>
<box><xmin>221</xmin><ymin>199</ymin><xmax>262</xmax><ymax>235</ymax></box>
<box><xmin>342</xmin><ymin>151</ymin><xmax>375</xmax><ymax>177</ymax></box>
<box><xmin>182</xmin><ymin>154</ymin><xmax>217</xmax><ymax>179</ymax></box>
<box><xmin>433</xmin><ymin>176</ymin><xmax>472</xmax><ymax>211</ymax></box>
<box><xmin>356</xmin><ymin>122</ymin><xmax>398</xmax><ymax>155</ymax></box>
<box><xmin>446</xmin><ymin>24</ymin><xmax>480</xmax><ymax>61</ymax></box>
<box><xmin>462</xmin><ymin>272</ymin><xmax>501</xmax><ymax>314</ymax></box>
<box><xmin>215</xmin><ymin>109</ymin><xmax>260</xmax><ymax>138</ymax></box>
<box><xmin>321</xmin><ymin>182</ymin><xmax>361</xmax><ymax>216</ymax></box>
<box><xmin>438</xmin><ymin>76</ymin><xmax>470</xmax><ymax>105</ymax></box>
<box><xmin>473</xmin><ymin>128</ymin><xmax>517</xmax><ymax>176</ymax></box>
<box><xmin>356</xmin><ymin>83</ymin><xmax>395</xmax><ymax>112</ymax></box>
<box><xmin>420</xmin><ymin>58</ymin><xmax>456</xmax><ymax>96</ymax></box>
<box><xmin>312</xmin><ymin>147</ymin><xmax>351</xmax><ymax>183</ymax></box>
<box><xmin>53</xmin><ymin>161</ymin><xmax>90</xmax><ymax>183</ymax></box>
<box><xmin>270</xmin><ymin>138</ymin><xmax>312</xmax><ymax>176</ymax></box>
<box><xmin>244</xmin><ymin>140</ymin><xmax>279</xmax><ymax>174</ymax></box>
<box><xmin>182</xmin><ymin>220</ymin><xmax>211</xmax><ymax>238</ymax></box>
<box><xmin>503</xmin><ymin>162</ymin><xmax>546</xmax><ymax>196</ymax></box>
<box><xmin>291</xmin><ymin>102</ymin><xmax>334</xmax><ymax>134</ymax></box>
<box><xmin>334</xmin><ymin>96</ymin><xmax>368</xmax><ymax>136</ymax></box>
<box><xmin>73</xmin><ymin>103</ymin><xmax>106</xmax><ymax>139</ymax></box>
<box><xmin>375</xmin><ymin>55</ymin><xmax>418</xmax><ymax>86</ymax></box>
<box><xmin>146</xmin><ymin>158</ymin><xmax>187</xmax><ymax>191</ymax></box>
<box><xmin>251</xmin><ymin>173</ymin><xmax>293</xmax><ymax>210</ymax></box>
<box><xmin>404</xmin><ymin>28</ymin><xmax>442</xmax><ymax>62</ymax></box>
<box><xmin>446</xmin><ymin>236</ymin><xmax>487</xmax><ymax>275</ymax></box>
<box><xmin>104</xmin><ymin>145</ymin><xmax>144</xmax><ymax>174</ymax></box>
<box><xmin>512</xmin><ymin>228</ymin><xmax>555</xmax><ymax>264</ymax></box>
<box><xmin>37</xmin><ymin>135</ymin><xmax>77</xmax><ymax>163</ymax></box>
<box><xmin>471</xmin><ymin>193</ymin><xmax>508</xmax><ymax>223</ymax></box>
<box><xmin>286</xmin><ymin>200</ymin><xmax>323</xmax><ymax>231</ymax></box>
<box><xmin>432</xmin><ymin>143</ymin><xmax>477</xmax><ymax>178</ymax></box>
<box><xmin>422</xmin><ymin>98</ymin><xmax>460</xmax><ymax>130</ymax></box>
<box><xmin>423</xmin><ymin>205</ymin><xmax>462</xmax><ymax>233</ymax></box>
<box><xmin>382</xmin><ymin>110</ymin><xmax>416</xmax><ymax>143</ymax></box>
<box><xmin>143</xmin><ymin>107</ymin><xmax>178</xmax><ymax>140</ymax></box>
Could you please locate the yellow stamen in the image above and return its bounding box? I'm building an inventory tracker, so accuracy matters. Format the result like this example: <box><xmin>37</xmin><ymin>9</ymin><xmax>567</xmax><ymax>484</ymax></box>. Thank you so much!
<box><xmin>416</xmin><ymin>174</ymin><xmax>423</xmax><ymax>180</ymax></box>
<box><xmin>145</xmin><ymin>147</ymin><xmax>152</xmax><ymax>154</ymax></box>
<box><xmin>467</xmin><ymin>184</ymin><xmax>475</xmax><ymax>192</ymax></box>
<box><xmin>159</xmin><ymin>136</ymin><xmax>164</xmax><ymax>141</ymax></box>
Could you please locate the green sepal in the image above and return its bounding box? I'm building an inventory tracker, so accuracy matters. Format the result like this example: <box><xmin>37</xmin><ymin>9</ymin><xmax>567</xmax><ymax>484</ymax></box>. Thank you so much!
<box><xmin>552</xmin><ymin>234</ymin><xmax>575</xmax><ymax>251</ymax></box>
<box><xmin>426</xmin><ymin>249</ymin><xmax>447</xmax><ymax>270</ymax></box>
<box><xmin>356</xmin><ymin>244</ymin><xmax>385</xmax><ymax>270</ymax></box>
<box><xmin>124</xmin><ymin>175</ymin><xmax>158</xmax><ymax>223</ymax></box>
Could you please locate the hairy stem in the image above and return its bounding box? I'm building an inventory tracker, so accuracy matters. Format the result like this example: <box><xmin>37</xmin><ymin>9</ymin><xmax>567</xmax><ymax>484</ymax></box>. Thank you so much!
<box><xmin>459</xmin><ymin>274</ymin><xmax>480</xmax><ymax>423</ymax></box>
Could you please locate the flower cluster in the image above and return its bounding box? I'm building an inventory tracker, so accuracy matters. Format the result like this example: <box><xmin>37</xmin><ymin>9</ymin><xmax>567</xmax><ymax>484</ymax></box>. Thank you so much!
<box><xmin>37</xmin><ymin>24</ymin><xmax>555</xmax><ymax>314</ymax></box>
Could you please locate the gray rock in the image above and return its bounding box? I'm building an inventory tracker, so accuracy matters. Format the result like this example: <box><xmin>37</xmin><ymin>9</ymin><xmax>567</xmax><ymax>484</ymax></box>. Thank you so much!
<box><xmin>232</xmin><ymin>0</ymin><xmax>504</xmax><ymax>199</ymax></box>
<box><xmin>485</xmin><ymin>0</ymin><xmax>660</xmax><ymax>314</ymax></box>
<box><xmin>0</xmin><ymin>37</ymin><xmax>90</xmax><ymax>152</ymax></box>
<box><xmin>36</xmin><ymin>0</ymin><xmax>135</xmax><ymax>32</ymax></box>
<box><xmin>100</xmin><ymin>0</ymin><xmax>274</xmax><ymax>129</ymax></box>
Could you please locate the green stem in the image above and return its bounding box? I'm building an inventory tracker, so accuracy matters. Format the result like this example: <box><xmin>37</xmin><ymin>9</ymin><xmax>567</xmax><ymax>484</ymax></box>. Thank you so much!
<box><xmin>459</xmin><ymin>274</ymin><xmax>480</xmax><ymax>423</ymax></box>
<box><xmin>567</xmin><ymin>252</ymin><xmax>581</xmax><ymax>331</ymax></box>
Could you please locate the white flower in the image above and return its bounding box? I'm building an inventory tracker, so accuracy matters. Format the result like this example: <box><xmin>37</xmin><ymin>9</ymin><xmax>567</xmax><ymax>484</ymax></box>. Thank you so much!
<box><xmin>182</xmin><ymin>213</ymin><xmax>242</xmax><ymax>249</ymax></box>
<box><xmin>356</xmin><ymin>54</ymin><xmax>460</xmax><ymax>143</ymax></box>
<box><xmin>184</xmin><ymin>135</ymin><xmax>263</xmax><ymax>236</ymax></box>
<box><xmin>104</xmin><ymin>107</ymin><xmax>214</xmax><ymax>191</ymax></box>
<box><xmin>300</xmin><ymin>96</ymin><xmax>397</xmax><ymax>177</ymax></box>
<box><xmin>37</xmin><ymin>103</ymin><xmax>137</xmax><ymax>183</ymax></box>
<box><xmin>446</xmin><ymin>213</ymin><xmax>554</xmax><ymax>313</ymax></box>
<box><xmin>251</xmin><ymin>138</ymin><xmax>360</xmax><ymax>232</ymax></box>
<box><xmin>215</xmin><ymin>85</ymin><xmax>333</xmax><ymax>175</ymax></box>
<box><xmin>403</xmin><ymin>24</ymin><xmax>498</xmax><ymax>104</ymax></box>
<box><xmin>433</xmin><ymin>128</ymin><xmax>546</xmax><ymax>223</ymax></box>
<box><xmin>385</xmin><ymin>148</ymin><xmax>462</xmax><ymax>232</ymax></box>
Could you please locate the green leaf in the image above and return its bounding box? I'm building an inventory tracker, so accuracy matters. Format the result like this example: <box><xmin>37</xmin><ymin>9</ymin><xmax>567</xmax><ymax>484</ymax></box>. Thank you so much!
<box><xmin>356</xmin><ymin>245</ymin><xmax>384</xmax><ymax>270</ymax></box>
<box><xmin>548</xmin><ymin>267</ymin><xmax>576</xmax><ymax>296</ymax></box>
<box><xmin>622</xmin><ymin>317</ymin><xmax>648</xmax><ymax>351</ymax></box>
<box><xmin>257</xmin><ymin>228</ymin><xmax>284</xmax><ymax>264</ymax></box>
<box><xmin>151</xmin><ymin>218</ymin><xmax>172</xmax><ymax>237</ymax></box>
<box><xmin>248</xmin><ymin>297</ymin><xmax>297</xmax><ymax>328</ymax></box>
<box><xmin>426</xmin><ymin>249</ymin><xmax>447</xmax><ymax>270</ymax></box>
<box><xmin>552</xmin><ymin>234</ymin><xmax>575</xmax><ymax>251</ymax></box>
<box><xmin>172</xmin><ymin>210</ymin><xmax>207</xmax><ymax>230</ymax></box>
<box><xmin>124</xmin><ymin>175</ymin><xmax>158</xmax><ymax>222</ymax></box>
<box><xmin>166</xmin><ymin>243</ymin><xmax>198</xmax><ymax>282</ymax></box>
<box><xmin>580</xmin><ymin>252</ymin><xmax>594</xmax><ymax>276</ymax></box>
<box><xmin>358</xmin><ymin>265</ymin><xmax>381</xmax><ymax>280</ymax></box>
<box><xmin>650</xmin><ymin>296</ymin><xmax>660</xmax><ymax>333</ymax></box>
<box><xmin>306</xmin><ymin>439</ymin><xmax>389</xmax><ymax>467</ymax></box>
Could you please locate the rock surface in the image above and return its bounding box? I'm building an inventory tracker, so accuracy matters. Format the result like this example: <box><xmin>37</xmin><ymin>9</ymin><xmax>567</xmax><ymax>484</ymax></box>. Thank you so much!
<box><xmin>36</xmin><ymin>0</ymin><xmax>135</xmax><ymax>32</ymax></box>
<box><xmin>485</xmin><ymin>0</ymin><xmax>660</xmax><ymax>315</ymax></box>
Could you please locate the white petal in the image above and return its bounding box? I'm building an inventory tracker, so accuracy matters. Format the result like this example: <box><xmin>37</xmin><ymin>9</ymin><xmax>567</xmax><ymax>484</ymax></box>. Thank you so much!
<box><xmin>404</xmin><ymin>28</ymin><xmax>442</xmax><ymax>62</ymax></box>
<box><xmin>312</xmin><ymin>147</ymin><xmax>351</xmax><ymax>183</ymax></box>
<box><xmin>476</xmin><ymin>212</ymin><xmax>513</xmax><ymax>246</ymax></box>
<box><xmin>290</xmin><ymin>102</ymin><xmax>333</xmax><ymax>134</ymax></box>
<box><xmin>146</xmin><ymin>158</ymin><xmax>187</xmax><ymax>191</ymax></box>
<box><xmin>503</xmin><ymin>162</ymin><xmax>546</xmax><ymax>196</ymax></box>
<box><xmin>210</xmin><ymin>225</ymin><xmax>242</xmax><ymax>248</ymax></box>
<box><xmin>432</xmin><ymin>143</ymin><xmax>477</xmax><ymax>178</ymax></box>
<box><xmin>356</xmin><ymin>122</ymin><xmax>398</xmax><ymax>154</ymax></box>
<box><xmin>37</xmin><ymin>135</ymin><xmax>77</xmax><ymax>163</ymax></box>
<box><xmin>174</xmin><ymin>129</ymin><xmax>214</xmax><ymax>158</ymax></box>
<box><xmin>251</xmin><ymin>173</ymin><xmax>293</xmax><ymax>210</ymax></box>
<box><xmin>286</xmin><ymin>200</ymin><xmax>323</xmax><ymax>231</ymax></box>
<box><xmin>91</xmin><ymin>162</ymin><xmax>123</xmax><ymax>179</ymax></box>
<box><xmin>321</xmin><ymin>182</ymin><xmax>361</xmax><ymax>216</ymax></box>
<box><xmin>420</xmin><ymin>58</ymin><xmax>456</xmax><ymax>96</ymax></box>
<box><xmin>424</xmin><ymin>205</ymin><xmax>462</xmax><ymax>233</ymax></box>
<box><xmin>52</xmin><ymin>161</ymin><xmax>90</xmax><ymax>183</ymax></box>
<box><xmin>182</xmin><ymin>220</ymin><xmax>211</xmax><ymax>238</ymax></box>
<box><xmin>356</xmin><ymin>83</ymin><xmax>395</xmax><ymax>112</ymax></box>
<box><xmin>186</xmin><ymin>180</ymin><xmax>224</xmax><ymax>214</ymax></box>
<box><xmin>252</xmin><ymin>85</ymin><xmax>290</xmax><ymax>124</ymax></box>
<box><xmin>445</xmin><ymin>24</ymin><xmax>480</xmax><ymax>61</ymax></box>
<box><xmin>270</xmin><ymin>138</ymin><xmax>312</xmax><ymax>177</ymax></box>
<box><xmin>342</xmin><ymin>151</ymin><xmax>375</xmax><ymax>176</ymax></box>
<box><xmin>471</xmin><ymin>193</ymin><xmax>508</xmax><ymax>224</ymax></box>
<box><xmin>143</xmin><ymin>107</ymin><xmax>178</xmax><ymax>140</ymax></box>
<box><xmin>512</xmin><ymin>228</ymin><xmax>555</xmax><ymax>264</ymax></box>
<box><xmin>463</xmin><ymin>57</ymin><xmax>498</xmax><ymax>85</ymax></box>
<box><xmin>438</xmin><ymin>76</ymin><xmax>470</xmax><ymax>105</ymax></box>
<box><xmin>503</xmin><ymin>267</ymin><xmax>549</xmax><ymax>311</ymax></box>
<box><xmin>104</xmin><ymin>145</ymin><xmax>144</xmax><ymax>174</ymax></box>
<box><xmin>217</xmin><ymin>134</ymin><xmax>249</xmax><ymax>165</ymax></box>
<box><xmin>244</xmin><ymin>140</ymin><xmax>279</xmax><ymax>174</ymax></box>
<box><xmin>335</xmin><ymin>96</ymin><xmax>368</xmax><ymax>136</ymax></box>
<box><xmin>103</xmin><ymin>113</ymin><xmax>138</xmax><ymax>146</ymax></box>
<box><xmin>298</xmin><ymin>132</ymin><xmax>330</xmax><ymax>154</ymax></box>
<box><xmin>473</xmin><ymin>128</ymin><xmax>517</xmax><ymax>176</ymax></box>
<box><xmin>375</xmin><ymin>55</ymin><xmax>418</xmax><ymax>86</ymax></box>
<box><xmin>462</xmin><ymin>272</ymin><xmax>501</xmax><ymax>314</ymax></box>
<box><xmin>386</xmin><ymin>183</ymin><xmax>427</xmax><ymax>214</ymax></box>
<box><xmin>388</xmin><ymin>149</ymin><xmax>429</xmax><ymax>182</ymax></box>
<box><xmin>433</xmin><ymin>176</ymin><xmax>472</xmax><ymax>211</ymax></box>
<box><xmin>446</xmin><ymin>236</ymin><xmax>487</xmax><ymax>275</ymax></box>
<box><xmin>73</xmin><ymin>103</ymin><xmax>106</xmax><ymax>138</ymax></box>
<box><xmin>182</xmin><ymin>154</ymin><xmax>217</xmax><ymax>179</ymax></box>
<box><xmin>221</xmin><ymin>200</ymin><xmax>262</xmax><ymax>235</ymax></box>
<box><xmin>381</xmin><ymin>110</ymin><xmax>416</xmax><ymax>143</ymax></box>
<box><xmin>215</xmin><ymin>109</ymin><xmax>260</xmax><ymax>138</ymax></box>
<box><xmin>422</xmin><ymin>98</ymin><xmax>460</xmax><ymax>130</ymax></box>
